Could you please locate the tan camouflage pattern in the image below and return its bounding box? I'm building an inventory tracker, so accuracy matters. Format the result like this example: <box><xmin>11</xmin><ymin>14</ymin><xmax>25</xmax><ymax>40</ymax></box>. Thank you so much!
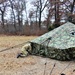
<box><xmin>21</xmin><ymin>43</ymin><xmax>31</xmax><ymax>56</ymax></box>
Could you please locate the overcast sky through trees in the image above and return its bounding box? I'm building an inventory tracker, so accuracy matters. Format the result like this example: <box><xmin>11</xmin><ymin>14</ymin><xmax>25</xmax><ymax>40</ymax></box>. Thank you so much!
<box><xmin>2</xmin><ymin>0</ymin><xmax>47</xmax><ymax>23</ymax></box>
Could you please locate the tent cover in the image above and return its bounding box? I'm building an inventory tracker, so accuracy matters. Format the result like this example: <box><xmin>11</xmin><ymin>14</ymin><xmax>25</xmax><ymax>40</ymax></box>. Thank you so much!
<box><xmin>30</xmin><ymin>22</ymin><xmax>75</xmax><ymax>60</ymax></box>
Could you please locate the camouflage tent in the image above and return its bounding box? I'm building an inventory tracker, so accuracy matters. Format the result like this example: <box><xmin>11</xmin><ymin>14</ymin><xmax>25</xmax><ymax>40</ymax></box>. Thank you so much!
<box><xmin>30</xmin><ymin>22</ymin><xmax>75</xmax><ymax>60</ymax></box>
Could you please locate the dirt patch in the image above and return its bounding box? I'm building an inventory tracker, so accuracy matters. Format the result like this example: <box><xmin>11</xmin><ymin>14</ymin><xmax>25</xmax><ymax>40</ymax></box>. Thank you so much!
<box><xmin>0</xmin><ymin>48</ymin><xmax>75</xmax><ymax>75</ymax></box>
<box><xmin>0</xmin><ymin>36</ymin><xmax>75</xmax><ymax>75</ymax></box>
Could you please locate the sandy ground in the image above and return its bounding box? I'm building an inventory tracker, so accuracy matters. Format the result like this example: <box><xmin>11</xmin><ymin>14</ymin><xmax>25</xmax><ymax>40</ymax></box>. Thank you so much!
<box><xmin>0</xmin><ymin>36</ymin><xmax>75</xmax><ymax>75</ymax></box>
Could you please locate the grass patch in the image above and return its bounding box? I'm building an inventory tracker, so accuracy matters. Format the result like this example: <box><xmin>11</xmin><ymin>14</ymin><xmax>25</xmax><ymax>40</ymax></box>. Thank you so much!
<box><xmin>0</xmin><ymin>35</ymin><xmax>37</xmax><ymax>47</ymax></box>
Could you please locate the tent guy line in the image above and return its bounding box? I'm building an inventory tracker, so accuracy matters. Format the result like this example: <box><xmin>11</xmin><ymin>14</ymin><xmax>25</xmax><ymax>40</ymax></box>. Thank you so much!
<box><xmin>0</xmin><ymin>41</ymin><xmax>30</xmax><ymax>52</ymax></box>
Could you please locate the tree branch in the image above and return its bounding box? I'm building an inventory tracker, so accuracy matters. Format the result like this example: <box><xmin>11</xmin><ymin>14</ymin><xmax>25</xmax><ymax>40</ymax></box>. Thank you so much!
<box><xmin>41</xmin><ymin>0</ymin><xmax>48</xmax><ymax>12</ymax></box>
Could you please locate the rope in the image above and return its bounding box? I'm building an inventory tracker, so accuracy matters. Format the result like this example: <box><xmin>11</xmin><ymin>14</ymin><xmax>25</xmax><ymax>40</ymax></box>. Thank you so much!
<box><xmin>0</xmin><ymin>41</ymin><xmax>30</xmax><ymax>52</ymax></box>
<box><xmin>41</xmin><ymin>37</ymin><xmax>52</xmax><ymax>45</ymax></box>
<box><xmin>59</xmin><ymin>61</ymin><xmax>71</xmax><ymax>75</ymax></box>
<box><xmin>43</xmin><ymin>37</ymin><xmax>52</xmax><ymax>75</ymax></box>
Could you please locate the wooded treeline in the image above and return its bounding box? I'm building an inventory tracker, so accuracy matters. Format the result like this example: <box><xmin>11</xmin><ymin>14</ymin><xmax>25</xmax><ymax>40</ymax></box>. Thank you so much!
<box><xmin>0</xmin><ymin>0</ymin><xmax>75</xmax><ymax>35</ymax></box>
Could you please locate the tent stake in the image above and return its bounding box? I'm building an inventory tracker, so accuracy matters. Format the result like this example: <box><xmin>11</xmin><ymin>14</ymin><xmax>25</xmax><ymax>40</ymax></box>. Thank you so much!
<box><xmin>50</xmin><ymin>63</ymin><xmax>56</xmax><ymax>75</ymax></box>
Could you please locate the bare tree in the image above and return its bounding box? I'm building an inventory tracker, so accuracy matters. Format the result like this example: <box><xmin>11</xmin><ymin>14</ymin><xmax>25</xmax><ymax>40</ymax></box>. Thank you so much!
<box><xmin>29</xmin><ymin>10</ymin><xmax>34</xmax><ymax>26</ymax></box>
<box><xmin>32</xmin><ymin>0</ymin><xmax>48</xmax><ymax>29</ymax></box>
<box><xmin>9</xmin><ymin>0</ymin><xmax>17</xmax><ymax>33</ymax></box>
<box><xmin>39</xmin><ymin>0</ymin><xmax>48</xmax><ymax>29</ymax></box>
<box><xmin>14</xmin><ymin>0</ymin><xmax>24</xmax><ymax>32</ymax></box>
<box><xmin>54</xmin><ymin>0</ymin><xmax>60</xmax><ymax>27</ymax></box>
<box><xmin>46</xmin><ymin>0</ymin><xmax>52</xmax><ymax>29</ymax></box>
<box><xmin>32</xmin><ymin>0</ymin><xmax>40</xmax><ymax>27</ymax></box>
<box><xmin>23</xmin><ymin>0</ymin><xmax>28</xmax><ymax>24</ymax></box>
<box><xmin>68</xmin><ymin>0</ymin><xmax>75</xmax><ymax>22</ymax></box>
<box><xmin>0</xmin><ymin>1</ymin><xmax>7</xmax><ymax>32</ymax></box>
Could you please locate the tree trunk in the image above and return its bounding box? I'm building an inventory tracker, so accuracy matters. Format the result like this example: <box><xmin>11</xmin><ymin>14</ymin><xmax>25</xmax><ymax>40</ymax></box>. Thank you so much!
<box><xmin>46</xmin><ymin>9</ymin><xmax>51</xmax><ymax>30</ymax></box>
<box><xmin>2</xmin><ymin>12</ymin><xmax>4</xmax><ymax>29</ymax></box>
<box><xmin>13</xmin><ymin>11</ymin><xmax>17</xmax><ymax>33</ymax></box>
<box><xmin>39</xmin><ymin>0</ymin><xmax>42</xmax><ymax>30</ymax></box>
<box><xmin>36</xmin><ymin>7</ymin><xmax>38</xmax><ymax>26</ymax></box>
<box><xmin>39</xmin><ymin>11</ymin><xmax>41</xmax><ymax>29</ymax></box>
<box><xmin>18</xmin><ymin>14</ymin><xmax>22</xmax><ymax>33</ymax></box>
<box><xmin>68</xmin><ymin>0</ymin><xmax>75</xmax><ymax>22</ymax></box>
<box><xmin>1</xmin><ymin>11</ymin><xmax>5</xmax><ymax>32</ymax></box>
<box><xmin>18</xmin><ymin>15</ymin><xmax>21</xmax><ymax>32</ymax></box>
<box><xmin>54</xmin><ymin>0</ymin><xmax>60</xmax><ymax>27</ymax></box>
<box><xmin>9</xmin><ymin>0</ymin><xmax>17</xmax><ymax>33</ymax></box>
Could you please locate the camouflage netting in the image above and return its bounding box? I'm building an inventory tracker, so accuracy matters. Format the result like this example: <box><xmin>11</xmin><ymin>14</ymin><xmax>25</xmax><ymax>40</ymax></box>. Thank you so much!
<box><xmin>30</xmin><ymin>22</ymin><xmax>75</xmax><ymax>60</ymax></box>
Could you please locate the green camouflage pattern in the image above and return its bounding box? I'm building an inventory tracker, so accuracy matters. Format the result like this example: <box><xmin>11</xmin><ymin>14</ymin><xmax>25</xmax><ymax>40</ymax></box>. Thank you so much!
<box><xmin>31</xmin><ymin>43</ymin><xmax>75</xmax><ymax>60</ymax></box>
<box><xmin>30</xmin><ymin>22</ymin><xmax>75</xmax><ymax>60</ymax></box>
